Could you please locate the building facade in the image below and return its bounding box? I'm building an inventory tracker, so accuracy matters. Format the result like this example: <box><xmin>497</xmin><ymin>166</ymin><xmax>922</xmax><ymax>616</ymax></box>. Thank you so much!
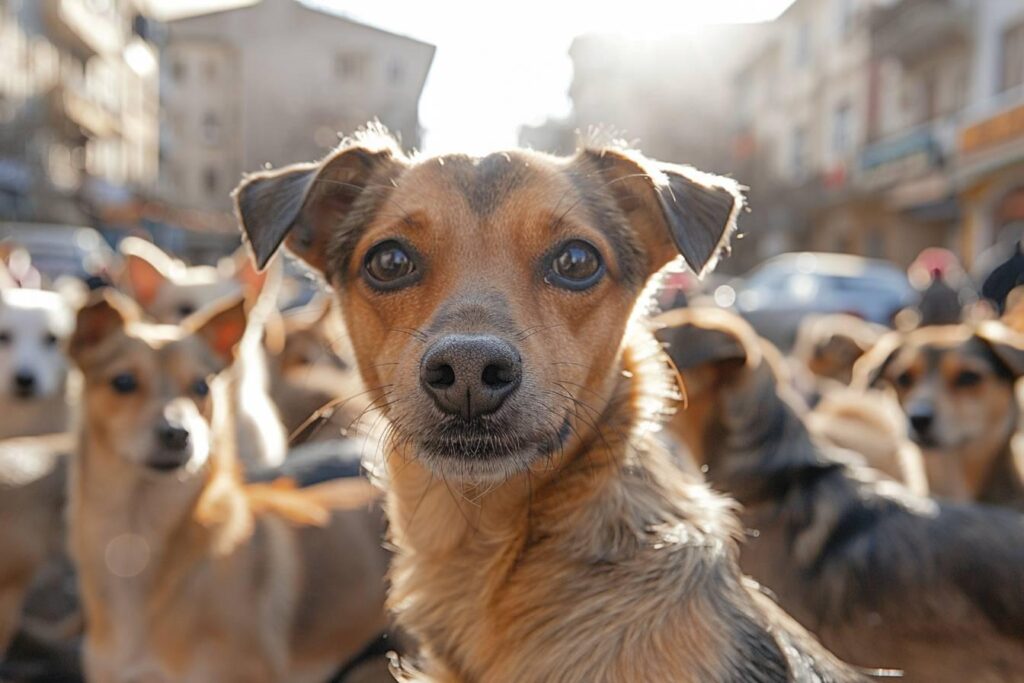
<box><xmin>0</xmin><ymin>0</ymin><xmax>160</xmax><ymax>224</ymax></box>
<box><xmin>159</xmin><ymin>0</ymin><xmax>435</xmax><ymax>212</ymax></box>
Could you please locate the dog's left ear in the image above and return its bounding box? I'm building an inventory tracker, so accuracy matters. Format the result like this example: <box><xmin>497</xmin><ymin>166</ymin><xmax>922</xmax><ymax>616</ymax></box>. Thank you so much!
<box><xmin>653</xmin><ymin>309</ymin><xmax>758</xmax><ymax>372</ymax></box>
<box><xmin>577</xmin><ymin>147</ymin><xmax>744</xmax><ymax>277</ymax></box>
<box><xmin>190</xmin><ymin>297</ymin><xmax>249</xmax><ymax>364</ymax></box>
<box><xmin>70</xmin><ymin>290</ymin><xmax>137</xmax><ymax>363</ymax></box>
<box><xmin>976</xmin><ymin>321</ymin><xmax>1024</xmax><ymax>379</ymax></box>
<box><xmin>233</xmin><ymin>131</ymin><xmax>406</xmax><ymax>276</ymax></box>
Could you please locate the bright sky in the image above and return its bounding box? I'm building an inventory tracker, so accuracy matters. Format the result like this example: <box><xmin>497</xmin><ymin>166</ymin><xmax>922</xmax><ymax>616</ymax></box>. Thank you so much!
<box><xmin>149</xmin><ymin>0</ymin><xmax>795</xmax><ymax>154</ymax></box>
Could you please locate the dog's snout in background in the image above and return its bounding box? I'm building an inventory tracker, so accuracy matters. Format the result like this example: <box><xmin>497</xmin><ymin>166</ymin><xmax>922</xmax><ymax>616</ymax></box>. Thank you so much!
<box><xmin>419</xmin><ymin>334</ymin><xmax>522</xmax><ymax>419</ymax></box>
<box><xmin>907</xmin><ymin>401</ymin><xmax>936</xmax><ymax>441</ymax></box>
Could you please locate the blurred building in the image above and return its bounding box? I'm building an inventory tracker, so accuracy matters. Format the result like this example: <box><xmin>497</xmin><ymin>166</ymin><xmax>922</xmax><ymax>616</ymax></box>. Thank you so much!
<box><xmin>733</xmin><ymin>0</ymin><xmax>1024</xmax><ymax>272</ymax></box>
<box><xmin>518</xmin><ymin>116</ymin><xmax>575</xmax><ymax>156</ymax></box>
<box><xmin>159</xmin><ymin>0</ymin><xmax>435</xmax><ymax>213</ymax></box>
<box><xmin>0</xmin><ymin>0</ymin><xmax>160</xmax><ymax>224</ymax></box>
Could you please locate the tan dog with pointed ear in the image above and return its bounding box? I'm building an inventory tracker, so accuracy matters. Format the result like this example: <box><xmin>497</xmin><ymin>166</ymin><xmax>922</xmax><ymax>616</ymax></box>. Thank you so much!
<box><xmin>68</xmin><ymin>291</ymin><xmax>392</xmax><ymax>683</ymax></box>
<box><xmin>656</xmin><ymin>307</ymin><xmax>1024</xmax><ymax>682</ymax></box>
<box><xmin>854</xmin><ymin>323</ymin><xmax>1024</xmax><ymax>510</ymax></box>
<box><xmin>233</xmin><ymin>128</ymin><xmax>864</xmax><ymax>682</ymax></box>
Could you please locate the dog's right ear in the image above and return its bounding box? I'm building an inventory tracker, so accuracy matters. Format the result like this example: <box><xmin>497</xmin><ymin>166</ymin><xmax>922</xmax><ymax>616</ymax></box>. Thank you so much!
<box><xmin>653</xmin><ymin>309</ymin><xmax>758</xmax><ymax>372</ymax></box>
<box><xmin>233</xmin><ymin>133</ymin><xmax>405</xmax><ymax>276</ymax></box>
<box><xmin>70</xmin><ymin>290</ymin><xmax>137</xmax><ymax>362</ymax></box>
<box><xmin>851</xmin><ymin>332</ymin><xmax>902</xmax><ymax>389</ymax></box>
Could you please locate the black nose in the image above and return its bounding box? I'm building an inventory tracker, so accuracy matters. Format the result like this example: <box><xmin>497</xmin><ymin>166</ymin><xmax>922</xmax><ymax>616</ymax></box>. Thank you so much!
<box><xmin>909</xmin><ymin>411</ymin><xmax>934</xmax><ymax>436</ymax></box>
<box><xmin>14</xmin><ymin>371</ymin><xmax>36</xmax><ymax>393</ymax></box>
<box><xmin>420</xmin><ymin>335</ymin><xmax>522</xmax><ymax>420</ymax></box>
<box><xmin>156</xmin><ymin>422</ymin><xmax>190</xmax><ymax>451</ymax></box>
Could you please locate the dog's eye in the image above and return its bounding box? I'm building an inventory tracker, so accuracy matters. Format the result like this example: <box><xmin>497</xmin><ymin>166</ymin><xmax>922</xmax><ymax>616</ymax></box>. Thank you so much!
<box><xmin>896</xmin><ymin>371</ymin><xmax>914</xmax><ymax>388</ymax></box>
<box><xmin>547</xmin><ymin>240</ymin><xmax>604</xmax><ymax>290</ymax></box>
<box><xmin>177</xmin><ymin>303</ymin><xmax>197</xmax><ymax>319</ymax></box>
<box><xmin>43</xmin><ymin>333</ymin><xmax>59</xmax><ymax>347</ymax></box>
<box><xmin>110</xmin><ymin>372</ymin><xmax>139</xmax><ymax>394</ymax></box>
<box><xmin>0</xmin><ymin>330</ymin><xmax>11</xmax><ymax>345</ymax></box>
<box><xmin>363</xmin><ymin>241</ymin><xmax>418</xmax><ymax>289</ymax></box>
<box><xmin>191</xmin><ymin>378</ymin><xmax>210</xmax><ymax>398</ymax></box>
<box><xmin>954</xmin><ymin>370</ymin><xmax>983</xmax><ymax>388</ymax></box>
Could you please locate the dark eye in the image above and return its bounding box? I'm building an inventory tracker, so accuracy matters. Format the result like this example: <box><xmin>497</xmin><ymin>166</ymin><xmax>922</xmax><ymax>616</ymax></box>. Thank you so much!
<box><xmin>954</xmin><ymin>370</ymin><xmax>983</xmax><ymax>388</ymax></box>
<box><xmin>43</xmin><ymin>333</ymin><xmax>59</xmax><ymax>347</ymax></box>
<box><xmin>547</xmin><ymin>240</ymin><xmax>604</xmax><ymax>290</ymax></box>
<box><xmin>177</xmin><ymin>303</ymin><xmax>197</xmax><ymax>319</ymax></box>
<box><xmin>110</xmin><ymin>372</ymin><xmax>138</xmax><ymax>394</ymax></box>
<box><xmin>363</xmin><ymin>240</ymin><xmax>418</xmax><ymax>289</ymax></box>
<box><xmin>896</xmin><ymin>371</ymin><xmax>914</xmax><ymax>388</ymax></box>
<box><xmin>191</xmin><ymin>378</ymin><xmax>210</xmax><ymax>397</ymax></box>
<box><xmin>0</xmin><ymin>330</ymin><xmax>10</xmax><ymax>345</ymax></box>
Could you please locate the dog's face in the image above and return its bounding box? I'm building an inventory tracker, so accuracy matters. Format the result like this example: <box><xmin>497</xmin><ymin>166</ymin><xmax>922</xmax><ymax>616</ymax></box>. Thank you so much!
<box><xmin>858</xmin><ymin>325</ymin><xmax>1024</xmax><ymax>450</ymax></box>
<box><xmin>69</xmin><ymin>292</ymin><xmax>247</xmax><ymax>474</ymax></box>
<box><xmin>0</xmin><ymin>288</ymin><xmax>74</xmax><ymax>401</ymax></box>
<box><xmin>120</xmin><ymin>238</ymin><xmax>263</xmax><ymax>323</ymax></box>
<box><xmin>234</xmin><ymin>133</ymin><xmax>742</xmax><ymax>482</ymax></box>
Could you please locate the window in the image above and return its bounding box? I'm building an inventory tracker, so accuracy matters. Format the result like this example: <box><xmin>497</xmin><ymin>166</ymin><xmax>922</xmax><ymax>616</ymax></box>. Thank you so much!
<box><xmin>791</xmin><ymin>126</ymin><xmax>807</xmax><ymax>179</ymax></box>
<box><xmin>1001</xmin><ymin>22</ymin><xmax>1024</xmax><ymax>93</ymax></box>
<box><xmin>336</xmin><ymin>52</ymin><xmax>368</xmax><ymax>80</ymax></box>
<box><xmin>204</xmin><ymin>59</ymin><xmax>218</xmax><ymax>83</ymax></box>
<box><xmin>201</xmin><ymin>111</ymin><xmax>222</xmax><ymax>145</ymax></box>
<box><xmin>388</xmin><ymin>60</ymin><xmax>404</xmax><ymax>85</ymax></box>
<box><xmin>794</xmin><ymin>21</ymin><xmax>812</xmax><ymax>67</ymax></box>
<box><xmin>836</xmin><ymin>0</ymin><xmax>854</xmax><ymax>39</ymax></box>
<box><xmin>171</xmin><ymin>59</ymin><xmax>186</xmax><ymax>83</ymax></box>
<box><xmin>203</xmin><ymin>166</ymin><xmax>219</xmax><ymax>197</ymax></box>
<box><xmin>833</xmin><ymin>103</ymin><xmax>852</xmax><ymax>156</ymax></box>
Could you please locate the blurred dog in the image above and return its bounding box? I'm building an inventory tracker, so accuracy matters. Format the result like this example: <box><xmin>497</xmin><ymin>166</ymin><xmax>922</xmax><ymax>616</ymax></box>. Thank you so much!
<box><xmin>855</xmin><ymin>323</ymin><xmax>1024</xmax><ymax>510</ymax></box>
<box><xmin>791</xmin><ymin>314</ymin><xmax>884</xmax><ymax>390</ymax></box>
<box><xmin>68</xmin><ymin>291</ymin><xmax>393</xmax><ymax>683</ymax></box>
<box><xmin>268</xmin><ymin>295</ymin><xmax>367</xmax><ymax>442</ymax></box>
<box><xmin>118</xmin><ymin>237</ymin><xmax>287</xmax><ymax>469</ymax></box>
<box><xmin>234</xmin><ymin>130</ymin><xmax>864</xmax><ymax>681</ymax></box>
<box><xmin>658</xmin><ymin>307</ymin><xmax>1024</xmax><ymax>681</ymax></box>
<box><xmin>0</xmin><ymin>287</ymin><xmax>76</xmax><ymax>440</ymax></box>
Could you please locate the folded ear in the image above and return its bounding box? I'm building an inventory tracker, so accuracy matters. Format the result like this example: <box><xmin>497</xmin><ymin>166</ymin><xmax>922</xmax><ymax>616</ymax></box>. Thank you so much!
<box><xmin>975</xmin><ymin>321</ymin><xmax>1024</xmax><ymax>379</ymax></box>
<box><xmin>576</xmin><ymin>147</ymin><xmax>744</xmax><ymax>277</ymax></box>
<box><xmin>70</xmin><ymin>290</ymin><xmax>137</xmax><ymax>363</ymax></box>
<box><xmin>653</xmin><ymin>308</ymin><xmax>759</xmax><ymax>372</ymax></box>
<box><xmin>851</xmin><ymin>332</ymin><xmax>903</xmax><ymax>389</ymax></box>
<box><xmin>188</xmin><ymin>296</ymin><xmax>248</xmax><ymax>364</ymax></box>
<box><xmin>232</xmin><ymin>131</ymin><xmax>406</xmax><ymax>276</ymax></box>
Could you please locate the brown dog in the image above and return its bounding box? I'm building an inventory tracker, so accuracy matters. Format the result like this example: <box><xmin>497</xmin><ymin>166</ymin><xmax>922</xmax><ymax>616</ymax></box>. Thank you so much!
<box><xmin>234</xmin><ymin>129</ymin><xmax>864</xmax><ymax>681</ymax></box>
<box><xmin>658</xmin><ymin>307</ymin><xmax>1024</xmax><ymax>682</ymax></box>
<box><xmin>854</xmin><ymin>323</ymin><xmax>1024</xmax><ymax>510</ymax></box>
<box><xmin>68</xmin><ymin>291</ymin><xmax>392</xmax><ymax>683</ymax></box>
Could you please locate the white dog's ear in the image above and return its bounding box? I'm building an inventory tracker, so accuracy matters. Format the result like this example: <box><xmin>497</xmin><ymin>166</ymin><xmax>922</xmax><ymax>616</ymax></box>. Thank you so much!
<box><xmin>233</xmin><ymin>130</ymin><xmax>406</xmax><ymax>277</ymax></box>
<box><xmin>575</xmin><ymin>146</ymin><xmax>745</xmax><ymax>278</ymax></box>
<box><xmin>188</xmin><ymin>296</ymin><xmax>248</xmax><ymax>364</ymax></box>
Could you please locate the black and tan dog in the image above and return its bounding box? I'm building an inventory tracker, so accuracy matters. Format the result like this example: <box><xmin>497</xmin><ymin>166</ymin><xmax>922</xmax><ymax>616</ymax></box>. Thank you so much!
<box><xmin>854</xmin><ymin>323</ymin><xmax>1024</xmax><ymax>510</ymax></box>
<box><xmin>234</xmin><ymin>129</ymin><xmax>865</xmax><ymax>681</ymax></box>
<box><xmin>657</xmin><ymin>307</ymin><xmax>1024</xmax><ymax>682</ymax></box>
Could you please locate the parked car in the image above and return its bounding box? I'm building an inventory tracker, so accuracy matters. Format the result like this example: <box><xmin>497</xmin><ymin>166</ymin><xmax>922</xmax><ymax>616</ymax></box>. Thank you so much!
<box><xmin>0</xmin><ymin>223</ymin><xmax>116</xmax><ymax>285</ymax></box>
<box><xmin>722</xmin><ymin>252</ymin><xmax>915</xmax><ymax>350</ymax></box>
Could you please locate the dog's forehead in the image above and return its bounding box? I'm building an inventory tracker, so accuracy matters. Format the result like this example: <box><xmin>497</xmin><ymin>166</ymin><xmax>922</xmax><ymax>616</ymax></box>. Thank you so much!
<box><xmin>395</xmin><ymin>150</ymin><xmax>572</xmax><ymax>214</ymax></box>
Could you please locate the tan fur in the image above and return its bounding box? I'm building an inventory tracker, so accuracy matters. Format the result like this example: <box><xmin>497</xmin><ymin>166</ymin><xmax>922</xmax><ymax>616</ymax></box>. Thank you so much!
<box><xmin>853</xmin><ymin>323</ymin><xmax>1024</xmax><ymax>509</ymax></box>
<box><xmin>234</xmin><ymin>133</ymin><xmax>863</xmax><ymax>681</ymax></box>
<box><xmin>658</xmin><ymin>307</ymin><xmax>1024</xmax><ymax>682</ymax></box>
<box><xmin>68</xmin><ymin>292</ymin><xmax>392</xmax><ymax>683</ymax></box>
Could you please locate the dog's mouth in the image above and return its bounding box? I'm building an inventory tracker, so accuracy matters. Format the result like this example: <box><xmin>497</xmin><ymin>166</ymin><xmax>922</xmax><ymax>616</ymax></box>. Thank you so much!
<box><xmin>143</xmin><ymin>450</ymin><xmax>193</xmax><ymax>473</ymax></box>
<box><xmin>411</xmin><ymin>414</ymin><xmax>573</xmax><ymax>478</ymax></box>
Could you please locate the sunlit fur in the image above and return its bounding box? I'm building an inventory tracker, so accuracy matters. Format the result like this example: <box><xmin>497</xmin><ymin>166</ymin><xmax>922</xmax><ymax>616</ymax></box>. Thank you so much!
<box><xmin>234</xmin><ymin>130</ymin><xmax>863</xmax><ymax>681</ymax></box>
<box><xmin>854</xmin><ymin>324</ymin><xmax>1024</xmax><ymax>509</ymax></box>
<box><xmin>661</xmin><ymin>307</ymin><xmax>1024</xmax><ymax>682</ymax></box>
<box><xmin>68</xmin><ymin>293</ymin><xmax>391</xmax><ymax>683</ymax></box>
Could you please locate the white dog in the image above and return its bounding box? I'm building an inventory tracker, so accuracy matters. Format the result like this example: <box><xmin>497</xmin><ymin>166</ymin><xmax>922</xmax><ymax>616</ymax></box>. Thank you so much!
<box><xmin>0</xmin><ymin>287</ymin><xmax>76</xmax><ymax>439</ymax></box>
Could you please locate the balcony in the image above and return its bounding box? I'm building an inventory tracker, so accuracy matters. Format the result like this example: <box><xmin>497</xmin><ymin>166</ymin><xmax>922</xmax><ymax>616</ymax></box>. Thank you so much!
<box><xmin>858</xmin><ymin>122</ymin><xmax>952</xmax><ymax>189</ymax></box>
<box><xmin>43</xmin><ymin>0</ymin><xmax>124</xmax><ymax>58</ymax></box>
<box><xmin>870</xmin><ymin>0</ymin><xmax>972</xmax><ymax>64</ymax></box>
